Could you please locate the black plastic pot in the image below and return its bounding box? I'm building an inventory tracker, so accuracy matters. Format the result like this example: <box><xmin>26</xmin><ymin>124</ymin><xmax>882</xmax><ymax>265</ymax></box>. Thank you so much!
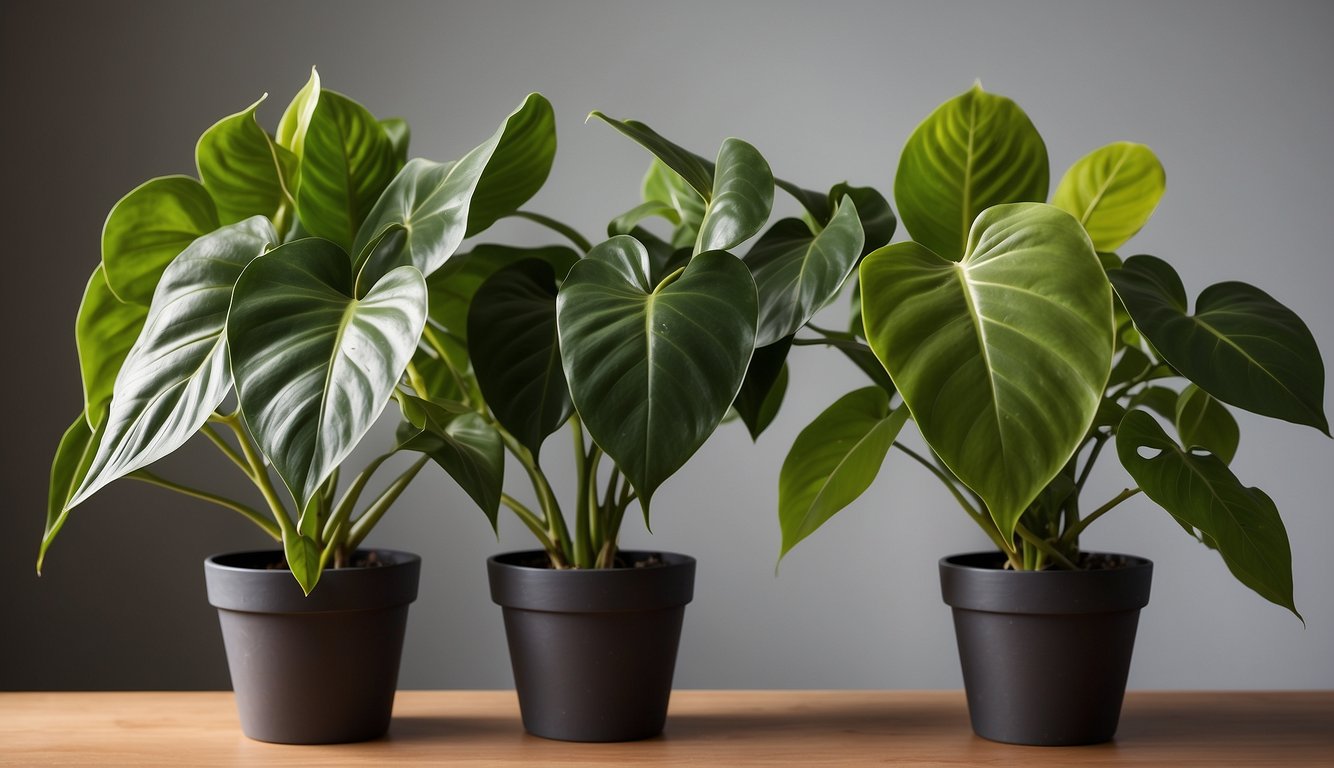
<box><xmin>940</xmin><ymin>551</ymin><xmax>1153</xmax><ymax>746</ymax></box>
<box><xmin>487</xmin><ymin>550</ymin><xmax>696</xmax><ymax>742</ymax></box>
<box><xmin>204</xmin><ymin>549</ymin><xmax>420</xmax><ymax>744</ymax></box>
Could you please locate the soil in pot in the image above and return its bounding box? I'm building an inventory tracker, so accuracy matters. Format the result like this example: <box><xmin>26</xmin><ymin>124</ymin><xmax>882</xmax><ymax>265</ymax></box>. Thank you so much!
<box><xmin>940</xmin><ymin>551</ymin><xmax>1153</xmax><ymax>746</ymax></box>
<box><xmin>487</xmin><ymin>550</ymin><xmax>696</xmax><ymax>742</ymax></box>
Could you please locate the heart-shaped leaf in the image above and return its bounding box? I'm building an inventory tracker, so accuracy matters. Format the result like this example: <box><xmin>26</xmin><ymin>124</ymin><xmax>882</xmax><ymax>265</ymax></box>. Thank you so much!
<box><xmin>227</xmin><ymin>238</ymin><xmax>427</xmax><ymax>509</ymax></box>
<box><xmin>39</xmin><ymin>413</ymin><xmax>100</xmax><ymax>573</ymax></box>
<box><xmin>1117</xmin><ymin>409</ymin><xmax>1298</xmax><ymax>616</ymax></box>
<box><xmin>1109</xmin><ymin>255</ymin><xmax>1328</xmax><ymax>434</ymax></box>
<box><xmin>76</xmin><ymin>265</ymin><xmax>148</xmax><ymax>430</ymax></box>
<box><xmin>861</xmin><ymin>202</ymin><xmax>1111</xmax><ymax>537</ymax></box>
<box><xmin>1053</xmin><ymin>142</ymin><xmax>1165</xmax><ymax>252</ymax></box>
<box><xmin>733</xmin><ymin>336</ymin><xmax>793</xmax><ymax>440</ymax></box>
<box><xmin>297</xmin><ymin>89</ymin><xmax>397</xmax><ymax>253</ymax></box>
<box><xmin>66</xmin><ymin>217</ymin><xmax>278</xmax><ymax>509</ymax></box>
<box><xmin>276</xmin><ymin>68</ymin><xmax>321</xmax><ymax>160</ymax></box>
<box><xmin>1176</xmin><ymin>384</ymin><xmax>1239</xmax><ymax>464</ymax></box>
<box><xmin>779</xmin><ymin>388</ymin><xmax>909</xmax><ymax>557</ymax></box>
<box><xmin>895</xmin><ymin>83</ymin><xmax>1048</xmax><ymax>260</ymax></box>
<box><xmin>557</xmin><ymin>236</ymin><xmax>758</xmax><ymax>507</ymax></box>
<box><xmin>746</xmin><ymin>196</ymin><xmax>864</xmax><ymax>347</ymax></box>
<box><xmin>426</xmin><ymin>244</ymin><xmax>580</xmax><ymax>342</ymax></box>
<box><xmin>197</xmin><ymin>95</ymin><xmax>298</xmax><ymax>225</ymax></box>
<box><xmin>396</xmin><ymin>394</ymin><xmax>504</xmax><ymax>527</ymax></box>
<box><xmin>101</xmin><ymin>176</ymin><xmax>220</xmax><ymax>305</ymax></box>
<box><xmin>468</xmin><ymin>259</ymin><xmax>573</xmax><ymax>457</ymax></box>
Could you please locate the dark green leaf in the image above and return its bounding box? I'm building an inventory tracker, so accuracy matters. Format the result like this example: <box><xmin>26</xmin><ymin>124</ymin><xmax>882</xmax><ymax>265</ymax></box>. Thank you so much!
<box><xmin>426</xmin><ymin>244</ymin><xmax>579</xmax><ymax>342</ymax></box>
<box><xmin>1176</xmin><ymin>384</ymin><xmax>1239</xmax><ymax>464</ymax></box>
<box><xmin>1128</xmin><ymin>385</ymin><xmax>1180</xmax><ymax>421</ymax></box>
<box><xmin>733</xmin><ymin>336</ymin><xmax>793</xmax><ymax>440</ymax></box>
<box><xmin>100</xmin><ymin>176</ymin><xmax>220</xmax><ymax>305</ymax></box>
<box><xmin>298</xmin><ymin>89</ymin><xmax>397</xmax><ymax>252</ymax></box>
<box><xmin>466</xmin><ymin>93</ymin><xmax>556</xmax><ymax>237</ymax></box>
<box><xmin>695</xmin><ymin>137</ymin><xmax>774</xmax><ymax>253</ymax></box>
<box><xmin>396</xmin><ymin>394</ymin><xmax>504</xmax><ymax>527</ymax></box>
<box><xmin>589</xmin><ymin>112</ymin><xmax>714</xmax><ymax>197</ymax></box>
<box><xmin>828</xmin><ymin>183</ymin><xmax>896</xmax><ymax>255</ymax></box>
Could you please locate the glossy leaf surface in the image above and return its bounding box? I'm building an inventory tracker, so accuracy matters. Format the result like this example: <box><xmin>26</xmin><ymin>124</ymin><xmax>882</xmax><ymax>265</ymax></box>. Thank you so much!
<box><xmin>695</xmin><ymin>137</ymin><xmax>774</xmax><ymax>253</ymax></box>
<box><xmin>197</xmin><ymin>95</ymin><xmax>297</xmax><ymax>225</ymax></box>
<box><xmin>40</xmin><ymin>414</ymin><xmax>99</xmax><ymax>572</ymax></box>
<box><xmin>397</xmin><ymin>394</ymin><xmax>504</xmax><ymax>527</ymax></box>
<box><xmin>276</xmin><ymin>68</ymin><xmax>320</xmax><ymax>160</ymax></box>
<box><xmin>1053</xmin><ymin>142</ymin><xmax>1165</xmax><ymax>252</ymax></box>
<box><xmin>733</xmin><ymin>336</ymin><xmax>792</xmax><ymax>440</ymax></box>
<box><xmin>101</xmin><ymin>176</ymin><xmax>220</xmax><ymax>305</ymax></box>
<box><xmin>76</xmin><ymin>265</ymin><xmax>148</xmax><ymax>430</ymax></box>
<box><xmin>861</xmin><ymin>203</ymin><xmax>1111</xmax><ymax>536</ymax></box>
<box><xmin>298</xmin><ymin>89</ymin><xmax>397</xmax><ymax>252</ymax></box>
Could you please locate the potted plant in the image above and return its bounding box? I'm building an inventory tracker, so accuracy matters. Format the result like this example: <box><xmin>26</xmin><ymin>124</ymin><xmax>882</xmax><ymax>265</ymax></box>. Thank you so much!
<box><xmin>41</xmin><ymin>68</ymin><xmax>559</xmax><ymax>743</ymax></box>
<box><xmin>778</xmin><ymin>84</ymin><xmax>1328</xmax><ymax>745</ymax></box>
<box><xmin>424</xmin><ymin>110</ymin><xmax>892</xmax><ymax>742</ymax></box>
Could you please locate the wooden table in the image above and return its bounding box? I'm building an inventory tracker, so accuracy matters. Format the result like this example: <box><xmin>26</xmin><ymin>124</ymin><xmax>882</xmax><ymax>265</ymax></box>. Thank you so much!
<box><xmin>2</xmin><ymin>690</ymin><xmax>1330</xmax><ymax>766</ymax></box>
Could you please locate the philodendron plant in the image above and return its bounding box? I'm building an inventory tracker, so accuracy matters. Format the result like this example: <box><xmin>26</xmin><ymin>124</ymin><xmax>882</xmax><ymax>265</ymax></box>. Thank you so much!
<box><xmin>44</xmin><ymin>68</ymin><xmax>559</xmax><ymax>593</ymax></box>
<box><xmin>424</xmin><ymin>111</ymin><xmax>893</xmax><ymax>569</ymax></box>
<box><xmin>780</xmin><ymin>84</ymin><xmax>1327</xmax><ymax>617</ymax></box>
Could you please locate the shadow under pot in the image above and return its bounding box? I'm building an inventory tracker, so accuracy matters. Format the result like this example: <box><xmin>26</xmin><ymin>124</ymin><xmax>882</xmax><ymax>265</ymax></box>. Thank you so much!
<box><xmin>940</xmin><ymin>551</ymin><xmax>1153</xmax><ymax>746</ymax></box>
<box><xmin>204</xmin><ymin>549</ymin><xmax>421</xmax><ymax>744</ymax></box>
<box><xmin>488</xmin><ymin>550</ymin><xmax>696</xmax><ymax>742</ymax></box>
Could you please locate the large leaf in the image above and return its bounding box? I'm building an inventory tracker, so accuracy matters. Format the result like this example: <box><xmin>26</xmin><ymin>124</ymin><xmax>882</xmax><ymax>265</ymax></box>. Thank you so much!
<box><xmin>1175</xmin><ymin>384</ymin><xmax>1239</xmax><ymax>465</ymax></box>
<box><xmin>1109</xmin><ymin>255</ymin><xmax>1328</xmax><ymax>434</ymax></box>
<box><xmin>227</xmin><ymin>238</ymin><xmax>427</xmax><ymax>509</ymax></box>
<box><xmin>465</xmin><ymin>93</ymin><xmax>556</xmax><ymax>236</ymax></box>
<box><xmin>297</xmin><ymin>89</ymin><xmax>397</xmax><ymax>253</ymax></box>
<box><xmin>557</xmin><ymin>236</ymin><xmax>758</xmax><ymax>507</ymax></box>
<box><xmin>101</xmin><ymin>176</ymin><xmax>220</xmax><ymax>305</ymax></box>
<box><xmin>1117</xmin><ymin>409</ymin><xmax>1298</xmax><ymax>616</ymax></box>
<box><xmin>894</xmin><ymin>83</ymin><xmax>1048</xmax><ymax>260</ymax></box>
<box><xmin>276</xmin><ymin>67</ymin><xmax>321</xmax><ymax>160</ymax></box>
<box><xmin>779</xmin><ymin>388</ymin><xmax>909</xmax><ymax>557</ymax></box>
<box><xmin>733</xmin><ymin>336</ymin><xmax>793</xmax><ymax>440</ymax></box>
<box><xmin>467</xmin><ymin>259</ymin><xmax>573</xmax><ymax>457</ymax></box>
<box><xmin>196</xmin><ymin>95</ymin><xmax>297</xmax><ymax>225</ymax></box>
<box><xmin>39</xmin><ymin>413</ymin><xmax>100</xmax><ymax>573</ymax></box>
<box><xmin>396</xmin><ymin>394</ymin><xmax>504</xmax><ymax>527</ymax></box>
<box><xmin>860</xmin><ymin>203</ymin><xmax>1111</xmax><ymax>537</ymax></box>
<box><xmin>1053</xmin><ymin>142</ymin><xmax>1165</xmax><ymax>252</ymax></box>
<box><xmin>76</xmin><ymin>265</ymin><xmax>148</xmax><ymax>430</ymax></box>
<box><xmin>66</xmin><ymin>217</ymin><xmax>278</xmax><ymax>509</ymax></box>
<box><xmin>746</xmin><ymin>196</ymin><xmax>864</xmax><ymax>347</ymax></box>
<box><xmin>426</xmin><ymin>244</ymin><xmax>579</xmax><ymax>342</ymax></box>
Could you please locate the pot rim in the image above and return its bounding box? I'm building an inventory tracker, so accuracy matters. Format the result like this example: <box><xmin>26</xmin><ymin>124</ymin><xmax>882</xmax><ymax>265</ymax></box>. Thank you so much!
<box><xmin>940</xmin><ymin>550</ymin><xmax>1153</xmax><ymax>615</ymax></box>
<box><xmin>488</xmin><ymin>549</ymin><xmax>696</xmax><ymax>613</ymax></box>
<box><xmin>205</xmin><ymin>548</ymin><xmax>421</xmax><ymax>614</ymax></box>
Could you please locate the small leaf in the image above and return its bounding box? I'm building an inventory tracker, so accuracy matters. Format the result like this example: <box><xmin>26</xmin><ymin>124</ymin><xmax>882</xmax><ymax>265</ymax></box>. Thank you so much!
<box><xmin>1053</xmin><ymin>142</ymin><xmax>1165</xmax><ymax>252</ymax></box>
<box><xmin>1175</xmin><ymin>384</ymin><xmax>1239</xmax><ymax>464</ymax></box>
<box><xmin>733</xmin><ymin>336</ymin><xmax>793</xmax><ymax>440</ymax></box>
<box><xmin>465</xmin><ymin>93</ymin><xmax>556</xmax><ymax>237</ymax></box>
<box><xmin>828</xmin><ymin>183</ymin><xmax>896</xmax><ymax>256</ymax></box>
<box><xmin>298</xmin><ymin>89</ymin><xmax>397</xmax><ymax>252</ymax></box>
<box><xmin>381</xmin><ymin>118</ymin><xmax>410</xmax><ymax>168</ymax></box>
<box><xmin>1110</xmin><ymin>255</ymin><xmax>1328</xmax><ymax>434</ymax></box>
<box><xmin>609</xmin><ymin>200</ymin><xmax>680</xmax><ymax>236</ymax></box>
<box><xmin>396</xmin><ymin>395</ymin><xmax>504</xmax><ymax>528</ymax></box>
<box><xmin>895</xmin><ymin>83</ymin><xmax>1049</xmax><ymax>260</ymax></box>
<box><xmin>283</xmin><ymin>531</ymin><xmax>322</xmax><ymax>596</ymax></box>
<box><xmin>642</xmin><ymin>158</ymin><xmax>706</xmax><ymax>248</ymax></box>
<box><xmin>779</xmin><ymin>388</ymin><xmax>909</xmax><ymax>557</ymax></box>
<box><xmin>39</xmin><ymin>414</ymin><xmax>100</xmax><ymax>573</ymax></box>
<box><xmin>696</xmin><ymin>137</ymin><xmax>774</xmax><ymax>253</ymax></box>
<box><xmin>197</xmin><ymin>95</ymin><xmax>298</xmax><ymax>224</ymax></box>
<box><xmin>1117</xmin><ymin>409</ymin><xmax>1298</xmax><ymax>617</ymax></box>
<box><xmin>589</xmin><ymin>113</ymin><xmax>714</xmax><ymax>197</ymax></box>
<box><xmin>276</xmin><ymin>67</ymin><xmax>321</xmax><ymax>160</ymax></box>
<box><xmin>76</xmin><ymin>265</ymin><xmax>148</xmax><ymax>430</ymax></box>
<box><xmin>101</xmin><ymin>176</ymin><xmax>220</xmax><ymax>305</ymax></box>
<box><xmin>1129</xmin><ymin>385</ymin><xmax>1179</xmax><ymax>421</ymax></box>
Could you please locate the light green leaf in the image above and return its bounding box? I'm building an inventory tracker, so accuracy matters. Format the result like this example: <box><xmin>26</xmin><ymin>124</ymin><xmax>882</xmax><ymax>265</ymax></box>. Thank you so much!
<box><xmin>40</xmin><ymin>413</ymin><xmax>100</xmax><ymax>573</ymax></box>
<box><xmin>227</xmin><ymin>238</ymin><xmax>427</xmax><ymax>510</ymax></box>
<box><xmin>197</xmin><ymin>95</ymin><xmax>297</xmax><ymax>225</ymax></box>
<box><xmin>1175</xmin><ymin>384</ymin><xmax>1240</xmax><ymax>464</ymax></box>
<box><xmin>642</xmin><ymin>158</ymin><xmax>706</xmax><ymax>248</ymax></box>
<box><xmin>557</xmin><ymin>236</ymin><xmax>758</xmax><ymax>508</ymax></box>
<box><xmin>66</xmin><ymin>217</ymin><xmax>278</xmax><ymax>510</ymax></box>
<box><xmin>298</xmin><ymin>89</ymin><xmax>397</xmax><ymax>252</ymax></box>
<box><xmin>609</xmin><ymin>200</ymin><xmax>680</xmax><ymax>237</ymax></box>
<box><xmin>283</xmin><ymin>530</ymin><xmax>322</xmax><ymax>596</ymax></box>
<box><xmin>381</xmin><ymin>118</ymin><xmax>411</xmax><ymax>168</ymax></box>
<box><xmin>1053</xmin><ymin>142</ymin><xmax>1165</xmax><ymax>252</ymax></box>
<box><xmin>860</xmin><ymin>202</ymin><xmax>1111</xmax><ymax>537</ymax></box>
<box><xmin>894</xmin><ymin>83</ymin><xmax>1048</xmax><ymax>260</ymax></box>
<box><xmin>779</xmin><ymin>388</ymin><xmax>909</xmax><ymax>557</ymax></box>
<box><xmin>396</xmin><ymin>394</ymin><xmax>504</xmax><ymax>528</ymax></box>
<box><xmin>276</xmin><ymin>67</ymin><xmax>321</xmax><ymax>160</ymax></box>
<box><xmin>76</xmin><ymin>265</ymin><xmax>148</xmax><ymax>430</ymax></box>
<box><xmin>101</xmin><ymin>176</ymin><xmax>220</xmax><ymax>305</ymax></box>
<box><xmin>1109</xmin><ymin>255</ymin><xmax>1328</xmax><ymax>434</ymax></box>
<box><xmin>1117</xmin><ymin>409</ymin><xmax>1298</xmax><ymax>617</ymax></box>
<box><xmin>695</xmin><ymin>137</ymin><xmax>774</xmax><ymax>253</ymax></box>
<box><xmin>746</xmin><ymin>196</ymin><xmax>864</xmax><ymax>347</ymax></box>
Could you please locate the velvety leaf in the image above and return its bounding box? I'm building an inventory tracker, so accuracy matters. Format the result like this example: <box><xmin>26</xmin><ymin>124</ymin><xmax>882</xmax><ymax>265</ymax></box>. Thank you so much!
<box><xmin>197</xmin><ymin>95</ymin><xmax>297</xmax><ymax>225</ymax></box>
<box><xmin>1110</xmin><ymin>255</ymin><xmax>1328</xmax><ymax>434</ymax></box>
<box><xmin>381</xmin><ymin>118</ymin><xmax>410</xmax><ymax>168</ymax></box>
<box><xmin>396</xmin><ymin>394</ymin><xmax>504</xmax><ymax>527</ymax></box>
<box><xmin>276</xmin><ymin>67</ymin><xmax>320</xmax><ymax>160</ymax></box>
<box><xmin>733</xmin><ymin>336</ymin><xmax>793</xmax><ymax>440</ymax></box>
<box><xmin>467</xmin><ymin>259</ymin><xmax>573</xmax><ymax>457</ymax></box>
<box><xmin>1053</xmin><ymin>142</ymin><xmax>1165</xmax><ymax>252</ymax></box>
<box><xmin>557</xmin><ymin>236</ymin><xmax>758</xmax><ymax>507</ymax></box>
<box><xmin>1176</xmin><ymin>384</ymin><xmax>1239</xmax><ymax>464</ymax></box>
<box><xmin>1117</xmin><ymin>409</ymin><xmax>1298</xmax><ymax>616</ymax></box>
<box><xmin>746</xmin><ymin>196</ymin><xmax>864</xmax><ymax>347</ymax></box>
<box><xmin>895</xmin><ymin>84</ymin><xmax>1048</xmax><ymax>259</ymax></box>
<box><xmin>298</xmin><ymin>89</ymin><xmax>397</xmax><ymax>252</ymax></box>
<box><xmin>861</xmin><ymin>203</ymin><xmax>1111</xmax><ymax>537</ymax></box>
<box><xmin>66</xmin><ymin>218</ymin><xmax>278</xmax><ymax>509</ymax></box>
<box><xmin>779</xmin><ymin>388</ymin><xmax>910</xmax><ymax>557</ymax></box>
<box><xmin>465</xmin><ymin>93</ymin><xmax>556</xmax><ymax>236</ymax></box>
<box><xmin>101</xmin><ymin>175</ymin><xmax>220</xmax><ymax>305</ymax></box>
<box><xmin>695</xmin><ymin>137</ymin><xmax>774</xmax><ymax>253</ymax></box>
<box><xmin>227</xmin><ymin>238</ymin><xmax>427</xmax><ymax>509</ymax></box>
<box><xmin>642</xmin><ymin>159</ymin><xmax>706</xmax><ymax>248</ymax></box>
<box><xmin>39</xmin><ymin>414</ymin><xmax>100</xmax><ymax>573</ymax></box>
<box><xmin>76</xmin><ymin>265</ymin><xmax>148</xmax><ymax>430</ymax></box>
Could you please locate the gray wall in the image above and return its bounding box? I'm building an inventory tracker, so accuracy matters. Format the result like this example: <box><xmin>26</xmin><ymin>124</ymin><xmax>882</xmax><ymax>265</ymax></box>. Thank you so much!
<box><xmin>3</xmin><ymin>0</ymin><xmax>1332</xmax><ymax>691</ymax></box>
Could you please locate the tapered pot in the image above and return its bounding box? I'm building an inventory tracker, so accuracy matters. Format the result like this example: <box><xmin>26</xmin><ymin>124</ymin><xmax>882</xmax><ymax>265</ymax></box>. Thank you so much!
<box><xmin>204</xmin><ymin>549</ymin><xmax>420</xmax><ymax>744</ymax></box>
<box><xmin>940</xmin><ymin>551</ymin><xmax>1153</xmax><ymax>746</ymax></box>
<box><xmin>488</xmin><ymin>550</ymin><xmax>696</xmax><ymax>742</ymax></box>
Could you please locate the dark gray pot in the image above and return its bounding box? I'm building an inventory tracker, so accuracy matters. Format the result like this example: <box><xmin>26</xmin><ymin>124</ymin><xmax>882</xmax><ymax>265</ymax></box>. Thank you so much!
<box><xmin>488</xmin><ymin>550</ymin><xmax>696</xmax><ymax>742</ymax></box>
<box><xmin>204</xmin><ymin>549</ymin><xmax>420</xmax><ymax>744</ymax></box>
<box><xmin>940</xmin><ymin>551</ymin><xmax>1153</xmax><ymax>746</ymax></box>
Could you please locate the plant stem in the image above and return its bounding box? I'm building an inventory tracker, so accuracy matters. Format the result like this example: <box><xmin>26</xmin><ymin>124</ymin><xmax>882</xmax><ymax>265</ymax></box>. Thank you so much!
<box><xmin>219</xmin><ymin>412</ymin><xmax>294</xmax><ymax>535</ymax></box>
<box><xmin>501</xmin><ymin>494</ymin><xmax>563</xmax><ymax>559</ymax></box>
<box><xmin>1075</xmin><ymin>434</ymin><xmax>1108</xmax><ymax>493</ymax></box>
<box><xmin>323</xmin><ymin>452</ymin><xmax>394</xmax><ymax>544</ymax></box>
<box><xmin>1014</xmin><ymin>522</ymin><xmax>1080</xmax><ymax>570</ymax></box>
<box><xmin>129</xmin><ymin>471</ymin><xmax>280</xmax><ymax>540</ymax></box>
<box><xmin>420</xmin><ymin>327</ymin><xmax>475</xmax><ymax>407</ymax></box>
<box><xmin>504</xmin><ymin>211</ymin><xmax>594</xmax><ymax>253</ymax></box>
<box><xmin>1061</xmin><ymin>487</ymin><xmax>1142</xmax><ymax>545</ymax></box>
<box><xmin>346</xmin><ymin>456</ymin><xmax>429</xmax><ymax>550</ymax></box>
<box><xmin>200</xmin><ymin>424</ymin><xmax>253</xmax><ymax>479</ymax></box>
<box><xmin>571</xmin><ymin>417</ymin><xmax>593</xmax><ymax>569</ymax></box>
